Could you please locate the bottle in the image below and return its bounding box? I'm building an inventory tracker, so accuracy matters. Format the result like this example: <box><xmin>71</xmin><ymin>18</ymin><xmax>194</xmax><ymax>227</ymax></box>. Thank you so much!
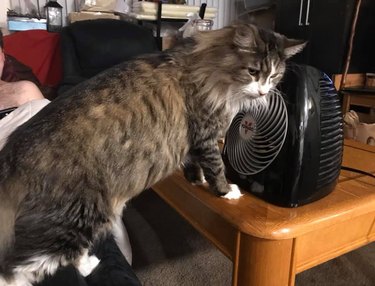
<box><xmin>192</xmin><ymin>19</ymin><xmax>213</xmax><ymax>32</ymax></box>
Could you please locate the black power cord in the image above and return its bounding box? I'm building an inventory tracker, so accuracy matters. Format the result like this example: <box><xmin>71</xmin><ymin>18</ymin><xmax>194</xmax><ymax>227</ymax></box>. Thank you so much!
<box><xmin>341</xmin><ymin>166</ymin><xmax>375</xmax><ymax>179</ymax></box>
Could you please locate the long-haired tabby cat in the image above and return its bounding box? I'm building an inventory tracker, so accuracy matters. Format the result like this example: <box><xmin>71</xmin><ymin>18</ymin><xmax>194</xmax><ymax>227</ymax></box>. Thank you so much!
<box><xmin>0</xmin><ymin>23</ymin><xmax>304</xmax><ymax>285</ymax></box>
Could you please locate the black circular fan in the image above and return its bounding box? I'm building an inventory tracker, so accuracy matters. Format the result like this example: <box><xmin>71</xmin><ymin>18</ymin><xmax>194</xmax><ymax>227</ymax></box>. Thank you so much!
<box><xmin>225</xmin><ymin>92</ymin><xmax>288</xmax><ymax>175</ymax></box>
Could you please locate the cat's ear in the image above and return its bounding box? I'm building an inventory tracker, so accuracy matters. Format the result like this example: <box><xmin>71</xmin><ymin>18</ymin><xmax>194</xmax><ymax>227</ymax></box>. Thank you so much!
<box><xmin>283</xmin><ymin>38</ymin><xmax>307</xmax><ymax>58</ymax></box>
<box><xmin>233</xmin><ymin>24</ymin><xmax>256</xmax><ymax>49</ymax></box>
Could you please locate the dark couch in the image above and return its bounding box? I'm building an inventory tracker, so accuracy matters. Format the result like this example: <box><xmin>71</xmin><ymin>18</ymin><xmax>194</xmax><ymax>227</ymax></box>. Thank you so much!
<box><xmin>58</xmin><ymin>19</ymin><xmax>159</xmax><ymax>94</ymax></box>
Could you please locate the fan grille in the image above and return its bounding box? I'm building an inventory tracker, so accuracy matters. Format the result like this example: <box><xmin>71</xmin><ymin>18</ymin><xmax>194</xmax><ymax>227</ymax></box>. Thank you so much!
<box><xmin>225</xmin><ymin>92</ymin><xmax>288</xmax><ymax>175</ymax></box>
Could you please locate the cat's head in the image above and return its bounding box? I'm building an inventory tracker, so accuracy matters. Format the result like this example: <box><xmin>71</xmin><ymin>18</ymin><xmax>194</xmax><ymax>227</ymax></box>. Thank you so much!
<box><xmin>189</xmin><ymin>23</ymin><xmax>306</xmax><ymax>106</ymax></box>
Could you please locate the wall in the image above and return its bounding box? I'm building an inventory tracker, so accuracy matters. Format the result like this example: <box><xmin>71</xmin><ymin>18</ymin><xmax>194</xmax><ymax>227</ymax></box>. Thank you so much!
<box><xmin>0</xmin><ymin>0</ymin><xmax>10</xmax><ymax>28</ymax></box>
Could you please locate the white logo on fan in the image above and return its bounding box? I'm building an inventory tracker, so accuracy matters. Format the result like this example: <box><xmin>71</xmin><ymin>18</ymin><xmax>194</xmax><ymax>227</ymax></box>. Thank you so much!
<box><xmin>239</xmin><ymin>114</ymin><xmax>255</xmax><ymax>140</ymax></box>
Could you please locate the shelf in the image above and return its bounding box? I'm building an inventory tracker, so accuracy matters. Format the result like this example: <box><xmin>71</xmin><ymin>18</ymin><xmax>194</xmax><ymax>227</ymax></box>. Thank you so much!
<box><xmin>130</xmin><ymin>14</ymin><xmax>193</xmax><ymax>21</ymax></box>
<box><xmin>341</xmin><ymin>87</ymin><xmax>375</xmax><ymax>114</ymax></box>
<box><xmin>341</xmin><ymin>86</ymin><xmax>375</xmax><ymax>95</ymax></box>
<box><xmin>132</xmin><ymin>1</ymin><xmax>215</xmax><ymax>20</ymax></box>
<box><xmin>135</xmin><ymin>1</ymin><xmax>208</xmax><ymax>50</ymax></box>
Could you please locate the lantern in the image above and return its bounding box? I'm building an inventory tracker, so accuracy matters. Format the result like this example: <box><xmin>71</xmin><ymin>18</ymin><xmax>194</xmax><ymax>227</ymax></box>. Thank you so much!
<box><xmin>45</xmin><ymin>0</ymin><xmax>63</xmax><ymax>32</ymax></box>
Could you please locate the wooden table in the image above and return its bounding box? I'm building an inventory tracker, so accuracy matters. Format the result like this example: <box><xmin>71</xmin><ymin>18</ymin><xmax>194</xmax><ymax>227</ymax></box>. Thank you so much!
<box><xmin>152</xmin><ymin>140</ymin><xmax>375</xmax><ymax>286</ymax></box>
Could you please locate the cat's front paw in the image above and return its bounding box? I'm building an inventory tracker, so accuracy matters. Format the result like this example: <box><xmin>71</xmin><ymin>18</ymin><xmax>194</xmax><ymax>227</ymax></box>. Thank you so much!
<box><xmin>183</xmin><ymin>164</ymin><xmax>206</xmax><ymax>185</ymax></box>
<box><xmin>221</xmin><ymin>184</ymin><xmax>243</xmax><ymax>200</ymax></box>
<box><xmin>190</xmin><ymin>176</ymin><xmax>207</xmax><ymax>186</ymax></box>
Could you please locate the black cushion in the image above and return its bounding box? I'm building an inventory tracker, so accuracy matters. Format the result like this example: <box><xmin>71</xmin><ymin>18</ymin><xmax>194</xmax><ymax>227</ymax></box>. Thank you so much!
<box><xmin>58</xmin><ymin>19</ymin><xmax>158</xmax><ymax>94</ymax></box>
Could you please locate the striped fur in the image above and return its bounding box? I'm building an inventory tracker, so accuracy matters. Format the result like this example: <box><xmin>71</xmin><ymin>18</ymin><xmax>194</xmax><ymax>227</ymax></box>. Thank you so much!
<box><xmin>0</xmin><ymin>23</ymin><xmax>304</xmax><ymax>285</ymax></box>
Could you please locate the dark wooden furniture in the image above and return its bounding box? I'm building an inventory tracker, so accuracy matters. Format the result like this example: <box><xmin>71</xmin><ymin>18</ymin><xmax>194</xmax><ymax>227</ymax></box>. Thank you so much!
<box><xmin>335</xmin><ymin>0</ymin><xmax>375</xmax><ymax>115</ymax></box>
<box><xmin>275</xmin><ymin>0</ymin><xmax>374</xmax><ymax>76</ymax></box>
<box><xmin>152</xmin><ymin>140</ymin><xmax>375</xmax><ymax>286</ymax></box>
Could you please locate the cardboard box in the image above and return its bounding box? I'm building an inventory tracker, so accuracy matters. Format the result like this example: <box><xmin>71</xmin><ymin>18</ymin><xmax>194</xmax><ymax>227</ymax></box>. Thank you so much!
<box><xmin>68</xmin><ymin>12</ymin><xmax>120</xmax><ymax>23</ymax></box>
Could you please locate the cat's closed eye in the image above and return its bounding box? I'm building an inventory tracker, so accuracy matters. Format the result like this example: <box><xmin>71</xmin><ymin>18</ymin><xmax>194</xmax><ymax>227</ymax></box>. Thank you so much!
<box><xmin>248</xmin><ymin>68</ymin><xmax>259</xmax><ymax>76</ymax></box>
<box><xmin>270</xmin><ymin>73</ymin><xmax>279</xmax><ymax>79</ymax></box>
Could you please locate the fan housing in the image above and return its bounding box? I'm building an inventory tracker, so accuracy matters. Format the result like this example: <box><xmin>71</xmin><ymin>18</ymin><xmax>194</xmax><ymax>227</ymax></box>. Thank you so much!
<box><xmin>222</xmin><ymin>64</ymin><xmax>343</xmax><ymax>207</ymax></box>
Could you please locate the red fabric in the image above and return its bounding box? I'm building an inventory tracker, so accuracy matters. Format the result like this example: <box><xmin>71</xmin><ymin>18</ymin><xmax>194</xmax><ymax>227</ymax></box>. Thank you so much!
<box><xmin>2</xmin><ymin>54</ymin><xmax>41</xmax><ymax>86</ymax></box>
<box><xmin>3</xmin><ymin>30</ymin><xmax>62</xmax><ymax>87</ymax></box>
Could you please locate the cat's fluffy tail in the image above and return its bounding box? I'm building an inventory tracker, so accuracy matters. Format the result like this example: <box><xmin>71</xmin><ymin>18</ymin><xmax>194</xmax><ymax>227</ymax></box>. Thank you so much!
<box><xmin>0</xmin><ymin>185</ymin><xmax>17</xmax><ymax>275</ymax></box>
<box><xmin>0</xmin><ymin>207</ymin><xmax>16</xmax><ymax>269</ymax></box>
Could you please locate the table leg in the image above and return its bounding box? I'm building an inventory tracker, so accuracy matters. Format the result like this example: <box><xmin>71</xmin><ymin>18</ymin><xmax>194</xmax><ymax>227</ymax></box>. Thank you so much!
<box><xmin>232</xmin><ymin>234</ymin><xmax>295</xmax><ymax>286</ymax></box>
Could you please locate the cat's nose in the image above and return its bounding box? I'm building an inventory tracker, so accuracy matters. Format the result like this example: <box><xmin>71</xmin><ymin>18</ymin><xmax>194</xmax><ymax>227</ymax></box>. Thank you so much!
<box><xmin>258</xmin><ymin>87</ymin><xmax>268</xmax><ymax>96</ymax></box>
<box><xmin>258</xmin><ymin>91</ymin><xmax>267</xmax><ymax>96</ymax></box>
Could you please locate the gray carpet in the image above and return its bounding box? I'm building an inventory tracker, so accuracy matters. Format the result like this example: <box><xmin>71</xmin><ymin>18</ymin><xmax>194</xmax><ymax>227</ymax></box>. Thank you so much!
<box><xmin>123</xmin><ymin>190</ymin><xmax>375</xmax><ymax>286</ymax></box>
